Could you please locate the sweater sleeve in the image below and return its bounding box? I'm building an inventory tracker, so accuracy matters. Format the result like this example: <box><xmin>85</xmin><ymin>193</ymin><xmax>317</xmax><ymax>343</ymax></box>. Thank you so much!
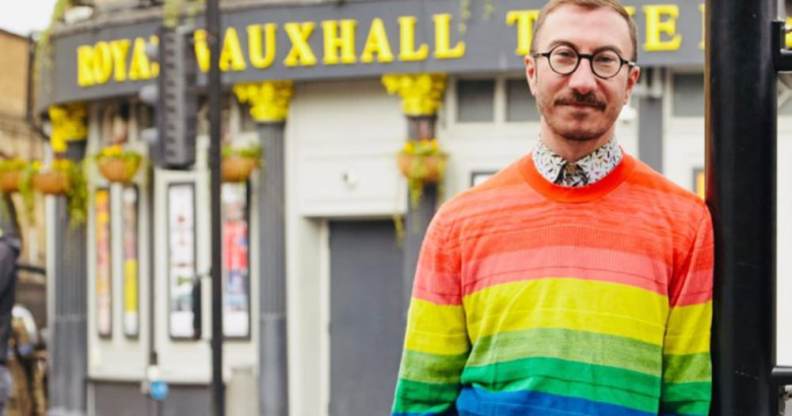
<box><xmin>392</xmin><ymin>215</ymin><xmax>470</xmax><ymax>416</ymax></box>
<box><xmin>660</xmin><ymin>207</ymin><xmax>714</xmax><ymax>415</ymax></box>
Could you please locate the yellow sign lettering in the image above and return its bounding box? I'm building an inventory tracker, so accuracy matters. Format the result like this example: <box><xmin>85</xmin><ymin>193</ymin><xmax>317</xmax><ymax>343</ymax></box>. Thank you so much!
<box><xmin>643</xmin><ymin>5</ymin><xmax>682</xmax><ymax>52</ymax></box>
<box><xmin>149</xmin><ymin>36</ymin><xmax>159</xmax><ymax>77</ymax></box>
<box><xmin>624</xmin><ymin>6</ymin><xmax>636</xmax><ymax>17</ymax></box>
<box><xmin>505</xmin><ymin>10</ymin><xmax>539</xmax><ymax>56</ymax></box>
<box><xmin>398</xmin><ymin>16</ymin><xmax>429</xmax><ymax>61</ymax></box>
<box><xmin>110</xmin><ymin>39</ymin><xmax>130</xmax><ymax>82</ymax></box>
<box><xmin>248</xmin><ymin>23</ymin><xmax>277</xmax><ymax>69</ymax></box>
<box><xmin>194</xmin><ymin>30</ymin><xmax>210</xmax><ymax>73</ymax></box>
<box><xmin>360</xmin><ymin>18</ymin><xmax>394</xmax><ymax>63</ymax></box>
<box><xmin>77</xmin><ymin>45</ymin><xmax>96</xmax><ymax>87</ymax></box>
<box><xmin>322</xmin><ymin>19</ymin><xmax>358</xmax><ymax>65</ymax></box>
<box><xmin>786</xmin><ymin>17</ymin><xmax>792</xmax><ymax>48</ymax></box>
<box><xmin>128</xmin><ymin>37</ymin><xmax>153</xmax><ymax>81</ymax></box>
<box><xmin>91</xmin><ymin>41</ymin><xmax>113</xmax><ymax>85</ymax></box>
<box><xmin>433</xmin><ymin>14</ymin><xmax>465</xmax><ymax>59</ymax></box>
<box><xmin>284</xmin><ymin>22</ymin><xmax>318</xmax><ymax>67</ymax></box>
<box><xmin>220</xmin><ymin>27</ymin><xmax>247</xmax><ymax>71</ymax></box>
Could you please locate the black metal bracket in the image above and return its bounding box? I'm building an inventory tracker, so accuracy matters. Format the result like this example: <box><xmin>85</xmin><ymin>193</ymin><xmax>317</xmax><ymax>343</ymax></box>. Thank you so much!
<box><xmin>773</xmin><ymin>20</ymin><xmax>792</xmax><ymax>72</ymax></box>
<box><xmin>771</xmin><ymin>366</ymin><xmax>792</xmax><ymax>385</ymax></box>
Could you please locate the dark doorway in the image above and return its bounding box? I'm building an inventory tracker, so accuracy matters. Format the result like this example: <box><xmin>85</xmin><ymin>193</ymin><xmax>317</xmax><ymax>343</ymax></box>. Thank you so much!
<box><xmin>329</xmin><ymin>220</ymin><xmax>405</xmax><ymax>416</ymax></box>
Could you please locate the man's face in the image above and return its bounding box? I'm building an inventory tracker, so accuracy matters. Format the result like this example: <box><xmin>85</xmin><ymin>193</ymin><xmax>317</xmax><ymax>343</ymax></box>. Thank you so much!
<box><xmin>525</xmin><ymin>5</ymin><xmax>640</xmax><ymax>143</ymax></box>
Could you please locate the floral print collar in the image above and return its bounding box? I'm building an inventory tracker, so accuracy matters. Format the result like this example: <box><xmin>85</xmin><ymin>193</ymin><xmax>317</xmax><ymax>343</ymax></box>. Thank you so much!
<box><xmin>531</xmin><ymin>138</ymin><xmax>623</xmax><ymax>187</ymax></box>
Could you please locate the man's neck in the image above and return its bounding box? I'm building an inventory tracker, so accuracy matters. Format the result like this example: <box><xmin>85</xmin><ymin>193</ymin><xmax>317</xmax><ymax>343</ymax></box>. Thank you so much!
<box><xmin>539</xmin><ymin>124</ymin><xmax>615</xmax><ymax>162</ymax></box>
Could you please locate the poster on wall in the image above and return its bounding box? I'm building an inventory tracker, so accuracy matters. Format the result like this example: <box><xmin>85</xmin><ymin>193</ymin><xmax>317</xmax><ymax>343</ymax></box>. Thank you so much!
<box><xmin>95</xmin><ymin>188</ymin><xmax>112</xmax><ymax>337</ymax></box>
<box><xmin>168</xmin><ymin>183</ymin><xmax>197</xmax><ymax>339</ymax></box>
<box><xmin>222</xmin><ymin>183</ymin><xmax>250</xmax><ymax>338</ymax></box>
<box><xmin>122</xmin><ymin>186</ymin><xmax>140</xmax><ymax>337</ymax></box>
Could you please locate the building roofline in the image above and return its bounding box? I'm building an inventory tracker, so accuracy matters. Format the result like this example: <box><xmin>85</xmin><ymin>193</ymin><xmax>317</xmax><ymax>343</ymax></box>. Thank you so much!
<box><xmin>0</xmin><ymin>27</ymin><xmax>31</xmax><ymax>41</ymax></box>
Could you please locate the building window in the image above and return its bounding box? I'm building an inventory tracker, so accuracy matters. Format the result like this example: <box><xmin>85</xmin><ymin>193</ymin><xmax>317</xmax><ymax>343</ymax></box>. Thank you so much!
<box><xmin>221</xmin><ymin>183</ymin><xmax>251</xmax><ymax>339</ymax></box>
<box><xmin>506</xmin><ymin>79</ymin><xmax>540</xmax><ymax>122</ymax></box>
<box><xmin>167</xmin><ymin>183</ymin><xmax>197</xmax><ymax>339</ymax></box>
<box><xmin>457</xmin><ymin>79</ymin><xmax>495</xmax><ymax>122</ymax></box>
<box><xmin>672</xmin><ymin>73</ymin><xmax>705</xmax><ymax>117</ymax></box>
<box><xmin>95</xmin><ymin>187</ymin><xmax>112</xmax><ymax>338</ymax></box>
<box><xmin>121</xmin><ymin>186</ymin><xmax>140</xmax><ymax>338</ymax></box>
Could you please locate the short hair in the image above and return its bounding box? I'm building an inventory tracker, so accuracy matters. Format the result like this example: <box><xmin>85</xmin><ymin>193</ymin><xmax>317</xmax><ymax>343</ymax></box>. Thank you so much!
<box><xmin>531</xmin><ymin>0</ymin><xmax>638</xmax><ymax>61</ymax></box>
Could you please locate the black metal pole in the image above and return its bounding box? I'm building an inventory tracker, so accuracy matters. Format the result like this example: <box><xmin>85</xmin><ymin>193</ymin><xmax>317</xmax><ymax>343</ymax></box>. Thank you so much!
<box><xmin>206</xmin><ymin>0</ymin><xmax>224</xmax><ymax>413</ymax></box>
<box><xmin>707</xmin><ymin>0</ymin><xmax>779</xmax><ymax>414</ymax></box>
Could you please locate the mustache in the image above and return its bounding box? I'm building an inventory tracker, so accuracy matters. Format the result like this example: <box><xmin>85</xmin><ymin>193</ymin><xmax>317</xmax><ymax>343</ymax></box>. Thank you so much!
<box><xmin>554</xmin><ymin>92</ymin><xmax>606</xmax><ymax>111</ymax></box>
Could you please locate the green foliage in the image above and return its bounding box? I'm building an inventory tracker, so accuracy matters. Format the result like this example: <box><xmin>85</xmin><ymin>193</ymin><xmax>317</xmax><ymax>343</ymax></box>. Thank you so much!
<box><xmin>163</xmin><ymin>0</ymin><xmax>206</xmax><ymax>28</ymax></box>
<box><xmin>222</xmin><ymin>144</ymin><xmax>263</xmax><ymax>160</ymax></box>
<box><xmin>64</xmin><ymin>160</ymin><xmax>88</xmax><ymax>228</ymax></box>
<box><xmin>0</xmin><ymin>159</ymin><xmax>27</xmax><ymax>174</ymax></box>
<box><xmin>18</xmin><ymin>163</ymin><xmax>38</xmax><ymax>224</ymax></box>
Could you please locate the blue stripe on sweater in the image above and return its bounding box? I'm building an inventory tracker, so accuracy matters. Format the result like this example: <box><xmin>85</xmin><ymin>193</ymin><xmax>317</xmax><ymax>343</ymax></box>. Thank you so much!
<box><xmin>454</xmin><ymin>386</ymin><xmax>656</xmax><ymax>416</ymax></box>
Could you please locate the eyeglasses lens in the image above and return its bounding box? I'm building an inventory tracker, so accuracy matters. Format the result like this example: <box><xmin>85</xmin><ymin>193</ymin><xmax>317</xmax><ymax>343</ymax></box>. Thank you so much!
<box><xmin>548</xmin><ymin>47</ymin><xmax>622</xmax><ymax>78</ymax></box>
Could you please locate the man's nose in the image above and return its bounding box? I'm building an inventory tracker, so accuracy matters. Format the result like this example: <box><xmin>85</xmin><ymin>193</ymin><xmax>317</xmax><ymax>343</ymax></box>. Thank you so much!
<box><xmin>567</xmin><ymin>59</ymin><xmax>598</xmax><ymax>95</ymax></box>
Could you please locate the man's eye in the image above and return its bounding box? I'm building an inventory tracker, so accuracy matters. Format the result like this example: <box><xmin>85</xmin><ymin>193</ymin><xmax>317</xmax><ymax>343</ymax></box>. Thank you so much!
<box><xmin>555</xmin><ymin>50</ymin><xmax>576</xmax><ymax>58</ymax></box>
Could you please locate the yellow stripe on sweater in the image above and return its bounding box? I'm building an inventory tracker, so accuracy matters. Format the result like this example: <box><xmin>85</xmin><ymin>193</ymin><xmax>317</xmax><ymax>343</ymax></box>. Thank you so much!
<box><xmin>462</xmin><ymin>277</ymin><xmax>669</xmax><ymax>345</ymax></box>
<box><xmin>664</xmin><ymin>301</ymin><xmax>712</xmax><ymax>355</ymax></box>
<box><xmin>403</xmin><ymin>298</ymin><xmax>470</xmax><ymax>355</ymax></box>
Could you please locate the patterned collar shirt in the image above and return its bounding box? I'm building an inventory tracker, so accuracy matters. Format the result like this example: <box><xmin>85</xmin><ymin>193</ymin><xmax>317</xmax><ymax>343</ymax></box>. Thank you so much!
<box><xmin>531</xmin><ymin>138</ymin><xmax>623</xmax><ymax>187</ymax></box>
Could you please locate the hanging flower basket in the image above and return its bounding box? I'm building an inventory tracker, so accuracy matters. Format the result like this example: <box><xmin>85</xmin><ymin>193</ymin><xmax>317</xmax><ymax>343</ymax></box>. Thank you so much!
<box><xmin>221</xmin><ymin>144</ymin><xmax>262</xmax><ymax>183</ymax></box>
<box><xmin>0</xmin><ymin>159</ymin><xmax>30</xmax><ymax>193</ymax></box>
<box><xmin>0</xmin><ymin>171</ymin><xmax>21</xmax><ymax>193</ymax></box>
<box><xmin>94</xmin><ymin>146</ymin><xmax>142</xmax><ymax>183</ymax></box>
<box><xmin>396</xmin><ymin>139</ymin><xmax>448</xmax><ymax>208</ymax></box>
<box><xmin>33</xmin><ymin>169</ymin><xmax>70</xmax><ymax>195</ymax></box>
<box><xmin>397</xmin><ymin>153</ymin><xmax>447</xmax><ymax>183</ymax></box>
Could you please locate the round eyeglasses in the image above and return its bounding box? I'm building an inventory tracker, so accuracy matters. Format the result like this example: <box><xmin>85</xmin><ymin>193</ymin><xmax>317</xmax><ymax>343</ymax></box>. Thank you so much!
<box><xmin>533</xmin><ymin>45</ymin><xmax>636</xmax><ymax>79</ymax></box>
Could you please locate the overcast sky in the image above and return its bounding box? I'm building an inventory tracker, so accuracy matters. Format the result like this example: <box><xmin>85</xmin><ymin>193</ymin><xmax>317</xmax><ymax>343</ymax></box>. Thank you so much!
<box><xmin>0</xmin><ymin>0</ymin><xmax>58</xmax><ymax>36</ymax></box>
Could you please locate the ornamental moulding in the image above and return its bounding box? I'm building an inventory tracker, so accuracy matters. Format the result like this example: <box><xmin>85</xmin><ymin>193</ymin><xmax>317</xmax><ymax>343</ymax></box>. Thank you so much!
<box><xmin>382</xmin><ymin>73</ymin><xmax>447</xmax><ymax>117</ymax></box>
<box><xmin>233</xmin><ymin>80</ymin><xmax>294</xmax><ymax>123</ymax></box>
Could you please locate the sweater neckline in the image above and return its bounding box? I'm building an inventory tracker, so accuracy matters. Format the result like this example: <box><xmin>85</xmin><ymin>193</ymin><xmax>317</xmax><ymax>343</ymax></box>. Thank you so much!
<box><xmin>519</xmin><ymin>153</ymin><xmax>637</xmax><ymax>203</ymax></box>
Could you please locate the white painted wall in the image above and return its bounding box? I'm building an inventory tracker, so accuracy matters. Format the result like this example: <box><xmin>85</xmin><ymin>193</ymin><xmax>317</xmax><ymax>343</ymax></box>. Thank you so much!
<box><xmin>86</xmin><ymin>104</ymin><xmax>150</xmax><ymax>382</ymax></box>
<box><xmin>286</xmin><ymin>79</ymin><xmax>405</xmax><ymax>416</ymax></box>
<box><xmin>86</xmin><ymin>108</ymin><xmax>260</xmax><ymax>397</ymax></box>
<box><xmin>292</xmin><ymin>80</ymin><xmax>406</xmax><ymax>218</ymax></box>
<box><xmin>777</xmin><ymin>118</ymin><xmax>792</xmax><ymax>366</ymax></box>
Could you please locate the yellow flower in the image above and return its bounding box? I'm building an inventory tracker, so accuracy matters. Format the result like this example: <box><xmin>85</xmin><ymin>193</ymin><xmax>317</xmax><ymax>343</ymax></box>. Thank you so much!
<box><xmin>101</xmin><ymin>145</ymin><xmax>123</xmax><ymax>157</ymax></box>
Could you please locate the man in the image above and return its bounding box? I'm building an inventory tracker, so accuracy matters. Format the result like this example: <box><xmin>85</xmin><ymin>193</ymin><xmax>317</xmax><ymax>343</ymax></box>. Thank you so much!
<box><xmin>391</xmin><ymin>0</ymin><xmax>713</xmax><ymax>415</ymax></box>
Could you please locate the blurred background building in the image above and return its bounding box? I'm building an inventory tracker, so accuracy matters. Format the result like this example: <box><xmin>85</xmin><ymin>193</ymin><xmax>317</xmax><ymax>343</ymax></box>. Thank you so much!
<box><xmin>27</xmin><ymin>0</ymin><xmax>792</xmax><ymax>415</ymax></box>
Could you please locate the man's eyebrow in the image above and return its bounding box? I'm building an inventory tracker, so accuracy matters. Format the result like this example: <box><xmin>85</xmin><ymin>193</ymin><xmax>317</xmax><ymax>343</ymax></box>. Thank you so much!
<box><xmin>545</xmin><ymin>40</ymin><xmax>575</xmax><ymax>51</ymax></box>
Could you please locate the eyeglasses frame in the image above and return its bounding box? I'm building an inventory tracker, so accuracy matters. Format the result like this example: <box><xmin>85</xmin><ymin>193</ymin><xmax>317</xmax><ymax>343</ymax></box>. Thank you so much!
<box><xmin>532</xmin><ymin>45</ymin><xmax>637</xmax><ymax>80</ymax></box>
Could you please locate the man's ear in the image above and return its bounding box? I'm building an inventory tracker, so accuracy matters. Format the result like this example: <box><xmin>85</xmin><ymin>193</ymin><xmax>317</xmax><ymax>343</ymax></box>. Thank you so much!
<box><xmin>624</xmin><ymin>66</ymin><xmax>641</xmax><ymax>101</ymax></box>
<box><xmin>525</xmin><ymin>54</ymin><xmax>538</xmax><ymax>96</ymax></box>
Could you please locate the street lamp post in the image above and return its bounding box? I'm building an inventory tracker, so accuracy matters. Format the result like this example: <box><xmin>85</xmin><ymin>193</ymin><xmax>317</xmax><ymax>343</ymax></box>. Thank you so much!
<box><xmin>206</xmin><ymin>0</ymin><xmax>224</xmax><ymax>414</ymax></box>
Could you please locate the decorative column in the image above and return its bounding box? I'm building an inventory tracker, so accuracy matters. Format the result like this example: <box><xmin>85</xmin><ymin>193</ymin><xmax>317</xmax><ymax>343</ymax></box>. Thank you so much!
<box><xmin>46</xmin><ymin>103</ymin><xmax>88</xmax><ymax>416</ymax></box>
<box><xmin>234</xmin><ymin>81</ymin><xmax>293</xmax><ymax>416</ymax></box>
<box><xmin>382</xmin><ymin>73</ymin><xmax>448</xmax><ymax>313</ymax></box>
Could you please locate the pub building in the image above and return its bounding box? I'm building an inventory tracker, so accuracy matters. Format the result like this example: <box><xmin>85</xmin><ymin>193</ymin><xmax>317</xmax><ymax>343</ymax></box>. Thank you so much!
<box><xmin>37</xmin><ymin>0</ymin><xmax>792</xmax><ymax>415</ymax></box>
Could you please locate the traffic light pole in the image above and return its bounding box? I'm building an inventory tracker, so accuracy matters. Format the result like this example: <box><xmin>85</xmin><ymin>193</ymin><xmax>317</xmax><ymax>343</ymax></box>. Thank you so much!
<box><xmin>707</xmin><ymin>0</ymin><xmax>781</xmax><ymax>413</ymax></box>
<box><xmin>206</xmin><ymin>0</ymin><xmax>225</xmax><ymax>414</ymax></box>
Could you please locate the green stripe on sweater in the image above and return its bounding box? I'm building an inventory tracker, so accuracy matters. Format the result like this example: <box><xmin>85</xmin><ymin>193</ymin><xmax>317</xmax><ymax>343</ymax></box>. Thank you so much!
<box><xmin>391</xmin><ymin>378</ymin><xmax>460</xmax><ymax>414</ymax></box>
<box><xmin>663</xmin><ymin>353</ymin><xmax>711</xmax><ymax>383</ymax></box>
<box><xmin>467</xmin><ymin>328</ymin><xmax>662</xmax><ymax>375</ymax></box>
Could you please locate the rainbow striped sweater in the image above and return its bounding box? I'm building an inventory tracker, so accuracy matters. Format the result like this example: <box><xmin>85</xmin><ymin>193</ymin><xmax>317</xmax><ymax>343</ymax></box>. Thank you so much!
<box><xmin>392</xmin><ymin>154</ymin><xmax>713</xmax><ymax>416</ymax></box>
